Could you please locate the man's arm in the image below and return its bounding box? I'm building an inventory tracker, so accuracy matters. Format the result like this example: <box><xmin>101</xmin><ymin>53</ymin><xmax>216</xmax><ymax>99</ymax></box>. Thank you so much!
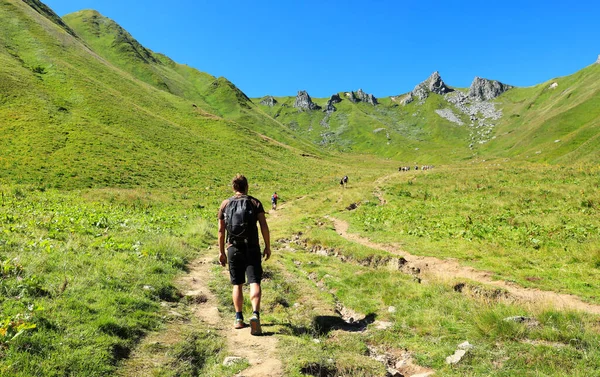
<box><xmin>217</xmin><ymin>199</ymin><xmax>228</xmax><ymax>267</ymax></box>
<box><xmin>257</xmin><ymin>212</ymin><xmax>271</xmax><ymax>260</ymax></box>
<box><xmin>218</xmin><ymin>218</ymin><xmax>227</xmax><ymax>266</ymax></box>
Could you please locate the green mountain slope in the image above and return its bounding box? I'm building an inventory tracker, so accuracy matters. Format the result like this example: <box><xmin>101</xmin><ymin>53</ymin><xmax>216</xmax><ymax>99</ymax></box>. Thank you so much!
<box><xmin>485</xmin><ymin>64</ymin><xmax>600</xmax><ymax>163</ymax></box>
<box><xmin>255</xmin><ymin>61</ymin><xmax>600</xmax><ymax>165</ymax></box>
<box><xmin>61</xmin><ymin>10</ymin><xmax>317</xmax><ymax>154</ymax></box>
<box><xmin>256</xmin><ymin>91</ymin><xmax>473</xmax><ymax>163</ymax></box>
<box><xmin>0</xmin><ymin>0</ymin><xmax>332</xmax><ymax>190</ymax></box>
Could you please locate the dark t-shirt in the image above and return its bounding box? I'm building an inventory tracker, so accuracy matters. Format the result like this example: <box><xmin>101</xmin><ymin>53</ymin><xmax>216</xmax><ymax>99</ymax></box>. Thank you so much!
<box><xmin>218</xmin><ymin>194</ymin><xmax>265</xmax><ymax>247</ymax></box>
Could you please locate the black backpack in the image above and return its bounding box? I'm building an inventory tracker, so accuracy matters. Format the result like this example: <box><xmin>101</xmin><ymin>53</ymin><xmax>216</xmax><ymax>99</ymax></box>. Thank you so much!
<box><xmin>224</xmin><ymin>196</ymin><xmax>258</xmax><ymax>245</ymax></box>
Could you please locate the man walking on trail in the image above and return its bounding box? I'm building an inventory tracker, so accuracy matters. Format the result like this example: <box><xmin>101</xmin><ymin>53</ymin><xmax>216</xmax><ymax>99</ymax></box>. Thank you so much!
<box><xmin>271</xmin><ymin>192</ymin><xmax>278</xmax><ymax>211</ymax></box>
<box><xmin>218</xmin><ymin>174</ymin><xmax>271</xmax><ymax>335</ymax></box>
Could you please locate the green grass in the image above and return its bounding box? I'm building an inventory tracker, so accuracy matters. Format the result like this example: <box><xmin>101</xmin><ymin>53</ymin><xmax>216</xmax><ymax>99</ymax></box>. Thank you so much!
<box><xmin>341</xmin><ymin>162</ymin><xmax>600</xmax><ymax>303</ymax></box>
<box><xmin>268</xmin><ymin>231</ymin><xmax>600</xmax><ymax>377</ymax></box>
<box><xmin>0</xmin><ymin>186</ymin><xmax>215</xmax><ymax>376</ymax></box>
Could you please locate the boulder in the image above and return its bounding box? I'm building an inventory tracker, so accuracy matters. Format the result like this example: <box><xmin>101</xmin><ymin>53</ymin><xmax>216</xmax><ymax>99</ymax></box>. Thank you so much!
<box><xmin>596</xmin><ymin>54</ymin><xmax>600</xmax><ymax>64</ymax></box>
<box><xmin>293</xmin><ymin>90</ymin><xmax>321</xmax><ymax>111</ymax></box>
<box><xmin>468</xmin><ymin>77</ymin><xmax>513</xmax><ymax>101</ymax></box>
<box><xmin>260</xmin><ymin>96</ymin><xmax>277</xmax><ymax>107</ymax></box>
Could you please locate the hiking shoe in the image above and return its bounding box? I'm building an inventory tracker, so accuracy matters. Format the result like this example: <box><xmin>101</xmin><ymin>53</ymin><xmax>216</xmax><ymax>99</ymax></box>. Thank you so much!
<box><xmin>249</xmin><ymin>315</ymin><xmax>262</xmax><ymax>335</ymax></box>
<box><xmin>234</xmin><ymin>318</ymin><xmax>246</xmax><ymax>329</ymax></box>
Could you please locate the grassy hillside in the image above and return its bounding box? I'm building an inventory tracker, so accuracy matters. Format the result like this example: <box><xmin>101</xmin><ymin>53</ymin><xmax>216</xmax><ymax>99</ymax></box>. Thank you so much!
<box><xmin>61</xmin><ymin>10</ymin><xmax>319</xmax><ymax>154</ymax></box>
<box><xmin>0</xmin><ymin>0</ymin><xmax>332</xmax><ymax>190</ymax></box>
<box><xmin>485</xmin><ymin>64</ymin><xmax>600</xmax><ymax>163</ymax></box>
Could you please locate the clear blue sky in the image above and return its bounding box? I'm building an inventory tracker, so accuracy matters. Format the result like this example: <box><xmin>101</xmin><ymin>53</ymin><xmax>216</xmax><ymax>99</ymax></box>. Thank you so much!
<box><xmin>44</xmin><ymin>0</ymin><xmax>600</xmax><ymax>98</ymax></box>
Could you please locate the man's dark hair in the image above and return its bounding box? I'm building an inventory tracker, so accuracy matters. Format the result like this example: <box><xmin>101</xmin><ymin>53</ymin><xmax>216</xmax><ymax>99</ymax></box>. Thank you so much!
<box><xmin>232</xmin><ymin>174</ymin><xmax>248</xmax><ymax>193</ymax></box>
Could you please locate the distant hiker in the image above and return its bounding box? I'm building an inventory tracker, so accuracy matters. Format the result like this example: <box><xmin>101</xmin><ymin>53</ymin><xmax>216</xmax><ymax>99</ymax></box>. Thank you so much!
<box><xmin>271</xmin><ymin>192</ymin><xmax>278</xmax><ymax>210</ymax></box>
<box><xmin>218</xmin><ymin>174</ymin><xmax>271</xmax><ymax>335</ymax></box>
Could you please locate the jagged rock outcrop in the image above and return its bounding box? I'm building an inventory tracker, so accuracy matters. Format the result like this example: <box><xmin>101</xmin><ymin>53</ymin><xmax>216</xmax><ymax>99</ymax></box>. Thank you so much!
<box><xmin>344</xmin><ymin>90</ymin><xmax>377</xmax><ymax>105</ymax></box>
<box><xmin>356</xmin><ymin>89</ymin><xmax>378</xmax><ymax>105</ymax></box>
<box><xmin>260</xmin><ymin>96</ymin><xmax>277</xmax><ymax>107</ymax></box>
<box><xmin>410</xmin><ymin>71</ymin><xmax>453</xmax><ymax>101</ymax></box>
<box><xmin>346</xmin><ymin>91</ymin><xmax>358</xmax><ymax>103</ymax></box>
<box><xmin>401</xmin><ymin>93</ymin><xmax>414</xmax><ymax>105</ymax></box>
<box><xmin>293</xmin><ymin>90</ymin><xmax>321</xmax><ymax>111</ymax></box>
<box><xmin>467</xmin><ymin>77</ymin><xmax>513</xmax><ymax>101</ymax></box>
<box><xmin>596</xmin><ymin>54</ymin><xmax>600</xmax><ymax>64</ymax></box>
<box><xmin>324</xmin><ymin>93</ymin><xmax>342</xmax><ymax>112</ymax></box>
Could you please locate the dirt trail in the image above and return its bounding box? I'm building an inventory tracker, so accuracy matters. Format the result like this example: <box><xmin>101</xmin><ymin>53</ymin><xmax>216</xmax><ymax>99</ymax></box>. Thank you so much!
<box><xmin>179</xmin><ymin>254</ymin><xmax>283</xmax><ymax>377</ymax></box>
<box><xmin>331</xmin><ymin>217</ymin><xmax>600</xmax><ymax>315</ymax></box>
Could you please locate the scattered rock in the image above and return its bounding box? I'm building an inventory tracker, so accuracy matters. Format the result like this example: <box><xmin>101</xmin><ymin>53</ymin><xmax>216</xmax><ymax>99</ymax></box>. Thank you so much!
<box><xmin>388</xmin><ymin>306</ymin><xmax>396</xmax><ymax>313</ymax></box>
<box><xmin>468</xmin><ymin>77</ymin><xmax>513</xmax><ymax>101</ymax></box>
<box><xmin>549</xmin><ymin>82</ymin><xmax>558</xmax><ymax>89</ymax></box>
<box><xmin>457</xmin><ymin>341</ymin><xmax>474</xmax><ymax>350</ymax></box>
<box><xmin>260</xmin><ymin>96</ymin><xmax>277</xmax><ymax>107</ymax></box>
<box><xmin>445</xmin><ymin>349</ymin><xmax>466</xmax><ymax>365</ymax></box>
<box><xmin>504</xmin><ymin>316</ymin><xmax>540</xmax><ymax>328</ymax></box>
<box><xmin>293</xmin><ymin>90</ymin><xmax>321</xmax><ymax>111</ymax></box>
<box><xmin>435</xmin><ymin>108</ymin><xmax>464</xmax><ymax>125</ymax></box>
<box><xmin>596</xmin><ymin>54</ymin><xmax>600</xmax><ymax>64</ymax></box>
<box><xmin>223</xmin><ymin>356</ymin><xmax>244</xmax><ymax>366</ymax></box>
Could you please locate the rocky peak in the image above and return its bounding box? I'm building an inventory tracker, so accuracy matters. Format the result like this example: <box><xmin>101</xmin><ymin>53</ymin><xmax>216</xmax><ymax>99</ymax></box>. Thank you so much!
<box><xmin>293</xmin><ymin>90</ymin><xmax>321</xmax><ymax>111</ymax></box>
<box><xmin>260</xmin><ymin>96</ymin><xmax>277</xmax><ymax>107</ymax></box>
<box><xmin>356</xmin><ymin>89</ymin><xmax>378</xmax><ymax>105</ymax></box>
<box><xmin>467</xmin><ymin>77</ymin><xmax>513</xmax><ymax>101</ymax></box>
<box><xmin>324</xmin><ymin>94</ymin><xmax>342</xmax><ymax>112</ymax></box>
<box><xmin>346</xmin><ymin>91</ymin><xmax>358</xmax><ymax>103</ymax></box>
<box><xmin>410</xmin><ymin>71</ymin><xmax>453</xmax><ymax>101</ymax></box>
<box><xmin>345</xmin><ymin>89</ymin><xmax>377</xmax><ymax>105</ymax></box>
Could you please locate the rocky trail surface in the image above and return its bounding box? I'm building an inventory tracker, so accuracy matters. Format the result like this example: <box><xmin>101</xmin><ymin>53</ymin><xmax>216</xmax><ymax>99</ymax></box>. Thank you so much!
<box><xmin>180</xmin><ymin>254</ymin><xmax>283</xmax><ymax>377</ymax></box>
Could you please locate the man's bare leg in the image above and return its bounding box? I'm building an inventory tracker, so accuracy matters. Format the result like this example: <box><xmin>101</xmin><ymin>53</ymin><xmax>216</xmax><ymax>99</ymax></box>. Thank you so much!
<box><xmin>249</xmin><ymin>283</ymin><xmax>262</xmax><ymax>335</ymax></box>
<box><xmin>249</xmin><ymin>283</ymin><xmax>261</xmax><ymax>313</ymax></box>
<box><xmin>232</xmin><ymin>284</ymin><xmax>245</xmax><ymax>328</ymax></box>
<box><xmin>233</xmin><ymin>284</ymin><xmax>244</xmax><ymax>312</ymax></box>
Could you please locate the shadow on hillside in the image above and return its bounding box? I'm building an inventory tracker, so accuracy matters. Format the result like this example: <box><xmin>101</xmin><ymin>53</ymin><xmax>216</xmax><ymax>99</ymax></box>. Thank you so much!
<box><xmin>263</xmin><ymin>313</ymin><xmax>377</xmax><ymax>336</ymax></box>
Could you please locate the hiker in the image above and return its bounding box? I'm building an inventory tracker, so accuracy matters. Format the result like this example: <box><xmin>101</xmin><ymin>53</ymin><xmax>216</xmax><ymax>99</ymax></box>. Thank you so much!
<box><xmin>218</xmin><ymin>174</ymin><xmax>271</xmax><ymax>335</ymax></box>
<box><xmin>343</xmin><ymin>175</ymin><xmax>348</xmax><ymax>188</ymax></box>
<box><xmin>271</xmin><ymin>192</ymin><xmax>278</xmax><ymax>210</ymax></box>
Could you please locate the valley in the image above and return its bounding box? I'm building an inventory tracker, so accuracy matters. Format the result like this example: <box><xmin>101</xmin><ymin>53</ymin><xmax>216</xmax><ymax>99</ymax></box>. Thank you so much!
<box><xmin>1</xmin><ymin>1</ymin><xmax>599</xmax><ymax>376</ymax></box>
